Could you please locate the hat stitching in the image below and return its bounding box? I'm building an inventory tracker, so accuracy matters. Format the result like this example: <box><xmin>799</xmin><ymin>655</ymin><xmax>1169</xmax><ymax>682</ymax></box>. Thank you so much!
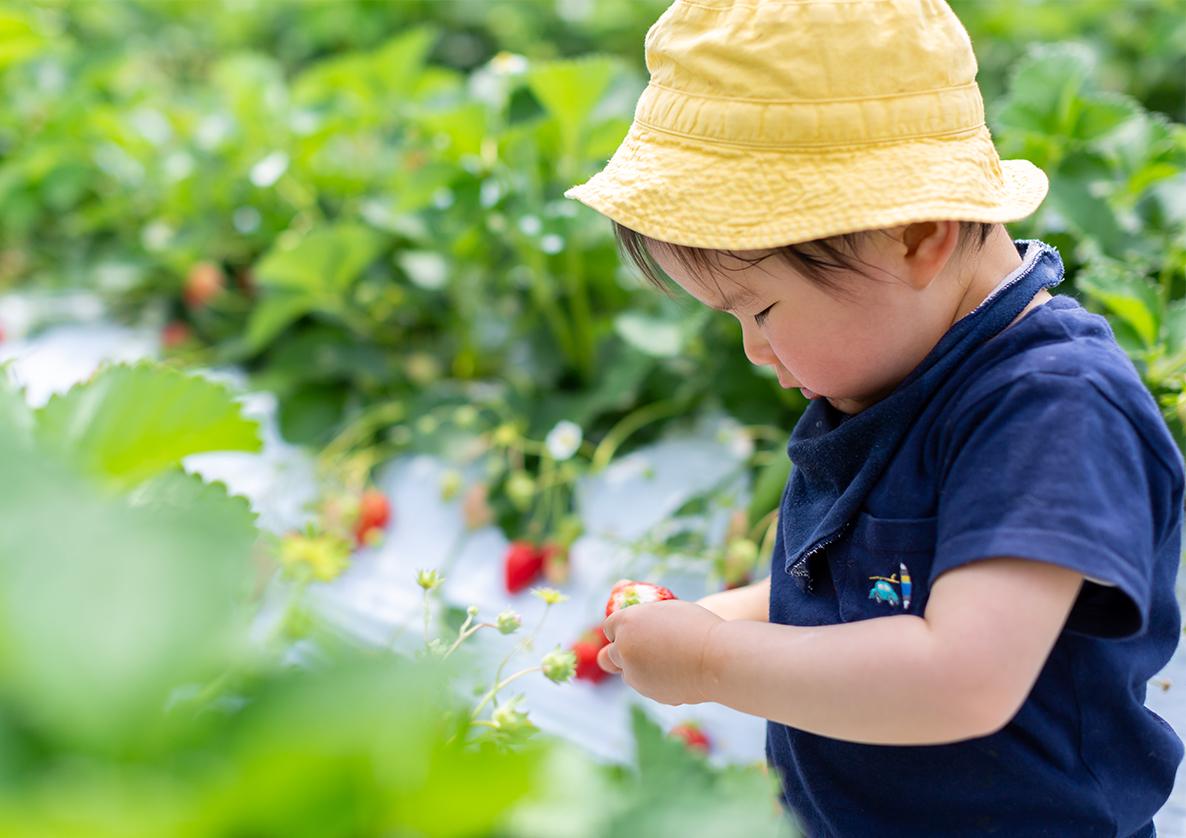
<box><xmin>644</xmin><ymin>79</ymin><xmax>980</xmax><ymax>106</ymax></box>
<box><xmin>630</xmin><ymin>119</ymin><xmax>987</xmax><ymax>151</ymax></box>
<box><xmin>676</xmin><ymin>0</ymin><xmax>936</xmax><ymax>9</ymax></box>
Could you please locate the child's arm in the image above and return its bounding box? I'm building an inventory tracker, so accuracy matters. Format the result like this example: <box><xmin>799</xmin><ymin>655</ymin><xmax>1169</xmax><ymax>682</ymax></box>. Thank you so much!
<box><xmin>601</xmin><ymin>556</ymin><xmax>1083</xmax><ymax>746</ymax></box>
<box><xmin>701</xmin><ymin>556</ymin><xmax>1083</xmax><ymax>745</ymax></box>
<box><xmin>694</xmin><ymin>574</ymin><xmax>770</xmax><ymax>622</ymax></box>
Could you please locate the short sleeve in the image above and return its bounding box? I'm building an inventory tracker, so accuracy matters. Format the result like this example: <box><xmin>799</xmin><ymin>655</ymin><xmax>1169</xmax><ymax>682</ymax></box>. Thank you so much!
<box><xmin>934</xmin><ymin>371</ymin><xmax>1182</xmax><ymax>640</ymax></box>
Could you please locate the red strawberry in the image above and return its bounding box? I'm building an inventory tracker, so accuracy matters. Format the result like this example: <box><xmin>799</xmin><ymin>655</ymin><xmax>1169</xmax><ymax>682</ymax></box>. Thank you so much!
<box><xmin>571</xmin><ymin>625</ymin><xmax>612</xmax><ymax>683</ymax></box>
<box><xmin>669</xmin><ymin>722</ymin><xmax>711</xmax><ymax>753</ymax></box>
<box><xmin>183</xmin><ymin>261</ymin><xmax>225</xmax><ymax>308</ymax></box>
<box><xmin>504</xmin><ymin>541</ymin><xmax>544</xmax><ymax>594</ymax></box>
<box><xmin>605</xmin><ymin>578</ymin><xmax>678</xmax><ymax>617</ymax></box>
<box><xmin>161</xmin><ymin>320</ymin><xmax>192</xmax><ymax>349</ymax></box>
<box><xmin>353</xmin><ymin>488</ymin><xmax>392</xmax><ymax>546</ymax></box>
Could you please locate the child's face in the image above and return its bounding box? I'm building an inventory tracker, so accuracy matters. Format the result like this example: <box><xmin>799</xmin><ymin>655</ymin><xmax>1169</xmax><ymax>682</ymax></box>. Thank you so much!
<box><xmin>646</xmin><ymin>224</ymin><xmax>1015</xmax><ymax>415</ymax></box>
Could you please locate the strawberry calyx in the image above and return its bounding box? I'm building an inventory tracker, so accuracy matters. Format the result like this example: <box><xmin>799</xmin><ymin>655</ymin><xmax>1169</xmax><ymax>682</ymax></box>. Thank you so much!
<box><xmin>604</xmin><ymin>578</ymin><xmax>678</xmax><ymax>617</ymax></box>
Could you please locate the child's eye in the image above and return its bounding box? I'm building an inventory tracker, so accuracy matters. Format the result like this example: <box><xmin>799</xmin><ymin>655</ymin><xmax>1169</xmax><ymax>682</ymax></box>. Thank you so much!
<box><xmin>754</xmin><ymin>304</ymin><xmax>775</xmax><ymax>327</ymax></box>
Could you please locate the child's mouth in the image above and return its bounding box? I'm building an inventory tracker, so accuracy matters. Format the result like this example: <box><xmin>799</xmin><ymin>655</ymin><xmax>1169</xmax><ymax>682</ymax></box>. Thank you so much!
<box><xmin>800</xmin><ymin>387</ymin><xmax>821</xmax><ymax>400</ymax></box>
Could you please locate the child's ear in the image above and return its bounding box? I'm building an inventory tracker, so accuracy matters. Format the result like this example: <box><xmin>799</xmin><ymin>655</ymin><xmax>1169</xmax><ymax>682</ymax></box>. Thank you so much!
<box><xmin>899</xmin><ymin>221</ymin><xmax>961</xmax><ymax>290</ymax></box>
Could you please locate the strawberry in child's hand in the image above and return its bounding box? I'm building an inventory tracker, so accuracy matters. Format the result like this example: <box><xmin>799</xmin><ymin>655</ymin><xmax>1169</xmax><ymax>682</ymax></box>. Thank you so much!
<box><xmin>571</xmin><ymin>625</ymin><xmax>612</xmax><ymax>683</ymax></box>
<box><xmin>504</xmin><ymin>541</ymin><xmax>544</xmax><ymax>594</ymax></box>
<box><xmin>353</xmin><ymin>488</ymin><xmax>392</xmax><ymax>546</ymax></box>
<box><xmin>605</xmin><ymin>578</ymin><xmax>678</xmax><ymax>617</ymax></box>
<box><xmin>669</xmin><ymin>722</ymin><xmax>711</xmax><ymax>753</ymax></box>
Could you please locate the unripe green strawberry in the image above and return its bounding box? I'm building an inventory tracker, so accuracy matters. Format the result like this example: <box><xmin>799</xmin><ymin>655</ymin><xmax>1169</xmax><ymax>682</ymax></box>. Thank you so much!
<box><xmin>541</xmin><ymin>647</ymin><xmax>577</xmax><ymax>684</ymax></box>
<box><xmin>605</xmin><ymin>578</ymin><xmax>678</xmax><ymax>617</ymax></box>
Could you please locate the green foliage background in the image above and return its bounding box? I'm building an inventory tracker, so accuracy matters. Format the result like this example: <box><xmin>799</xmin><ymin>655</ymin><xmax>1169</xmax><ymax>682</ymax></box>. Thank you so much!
<box><xmin>0</xmin><ymin>1</ymin><xmax>1184</xmax><ymax>834</ymax></box>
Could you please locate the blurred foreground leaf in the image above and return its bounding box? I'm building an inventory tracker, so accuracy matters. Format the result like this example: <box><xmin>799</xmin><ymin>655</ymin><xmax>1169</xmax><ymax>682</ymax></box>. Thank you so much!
<box><xmin>34</xmin><ymin>362</ymin><xmax>261</xmax><ymax>490</ymax></box>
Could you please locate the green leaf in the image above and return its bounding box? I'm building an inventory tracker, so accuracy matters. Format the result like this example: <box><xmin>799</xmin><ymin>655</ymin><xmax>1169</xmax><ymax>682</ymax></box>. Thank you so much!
<box><xmin>190</xmin><ymin>656</ymin><xmax>544</xmax><ymax>837</ymax></box>
<box><xmin>612</xmin><ymin>706</ymin><xmax>788</xmax><ymax>838</ymax></box>
<box><xmin>0</xmin><ymin>363</ymin><xmax>33</xmax><ymax>443</ymax></box>
<box><xmin>240</xmin><ymin>290</ymin><xmax>318</xmax><ymax>356</ymax></box>
<box><xmin>0</xmin><ymin>440</ymin><xmax>256</xmax><ymax>754</ymax></box>
<box><xmin>371</xmin><ymin>26</ymin><xmax>437</xmax><ymax>95</ymax></box>
<box><xmin>614</xmin><ymin>312</ymin><xmax>685</xmax><ymax>358</ymax></box>
<box><xmin>254</xmin><ymin>223</ymin><xmax>385</xmax><ymax>295</ymax></box>
<box><xmin>1161</xmin><ymin>299</ymin><xmax>1186</xmax><ymax>356</ymax></box>
<box><xmin>417</xmin><ymin>102</ymin><xmax>488</xmax><ymax>162</ymax></box>
<box><xmin>527</xmin><ymin>56</ymin><xmax>617</xmax><ymax>153</ymax></box>
<box><xmin>996</xmin><ymin>43</ymin><xmax>1095</xmax><ymax>138</ymax></box>
<box><xmin>1075</xmin><ymin>92</ymin><xmax>1144</xmax><ymax>144</ymax></box>
<box><xmin>748</xmin><ymin>453</ymin><xmax>792</xmax><ymax>530</ymax></box>
<box><xmin>1076</xmin><ymin>257</ymin><xmax>1162</xmax><ymax>349</ymax></box>
<box><xmin>0</xmin><ymin>10</ymin><xmax>47</xmax><ymax>72</ymax></box>
<box><xmin>1047</xmin><ymin>173</ymin><xmax>1128</xmax><ymax>257</ymax></box>
<box><xmin>35</xmin><ymin>362</ymin><xmax>261</xmax><ymax>489</ymax></box>
<box><xmin>276</xmin><ymin>381</ymin><xmax>349</xmax><ymax>446</ymax></box>
<box><xmin>584</xmin><ymin>116</ymin><xmax>633</xmax><ymax>161</ymax></box>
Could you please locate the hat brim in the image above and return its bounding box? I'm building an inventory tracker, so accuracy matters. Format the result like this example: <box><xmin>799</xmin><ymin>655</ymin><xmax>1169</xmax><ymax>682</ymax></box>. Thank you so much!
<box><xmin>564</xmin><ymin>122</ymin><xmax>1048</xmax><ymax>251</ymax></box>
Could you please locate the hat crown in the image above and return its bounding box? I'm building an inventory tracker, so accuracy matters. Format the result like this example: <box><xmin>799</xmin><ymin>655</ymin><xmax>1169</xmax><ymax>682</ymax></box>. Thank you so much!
<box><xmin>638</xmin><ymin>0</ymin><xmax>985</xmax><ymax>148</ymax></box>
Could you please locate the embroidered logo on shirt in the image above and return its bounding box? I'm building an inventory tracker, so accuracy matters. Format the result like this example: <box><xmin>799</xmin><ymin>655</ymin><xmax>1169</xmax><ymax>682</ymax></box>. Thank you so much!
<box><xmin>867</xmin><ymin>562</ymin><xmax>912</xmax><ymax>610</ymax></box>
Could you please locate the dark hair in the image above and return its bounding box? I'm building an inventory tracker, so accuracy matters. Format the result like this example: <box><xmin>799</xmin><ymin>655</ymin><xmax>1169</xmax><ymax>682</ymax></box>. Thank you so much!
<box><xmin>614</xmin><ymin>221</ymin><xmax>998</xmax><ymax>304</ymax></box>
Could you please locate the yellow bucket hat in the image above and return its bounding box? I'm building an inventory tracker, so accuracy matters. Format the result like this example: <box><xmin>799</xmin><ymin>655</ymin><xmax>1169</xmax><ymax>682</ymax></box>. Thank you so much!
<box><xmin>564</xmin><ymin>0</ymin><xmax>1049</xmax><ymax>250</ymax></box>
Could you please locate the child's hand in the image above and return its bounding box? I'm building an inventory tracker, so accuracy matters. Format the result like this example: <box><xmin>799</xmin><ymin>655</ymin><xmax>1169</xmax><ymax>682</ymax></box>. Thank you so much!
<box><xmin>599</xmin><ymin>600</ymin><xmax>724</xmax><ymax>706</ymax></box>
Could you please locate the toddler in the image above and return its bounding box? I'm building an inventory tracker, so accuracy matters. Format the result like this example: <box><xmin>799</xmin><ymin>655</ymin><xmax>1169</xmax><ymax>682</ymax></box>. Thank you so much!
<box><xmin>563</xmin><ymin>1</ymin><xmax>1185</xmax><ymax>836</ymax></box>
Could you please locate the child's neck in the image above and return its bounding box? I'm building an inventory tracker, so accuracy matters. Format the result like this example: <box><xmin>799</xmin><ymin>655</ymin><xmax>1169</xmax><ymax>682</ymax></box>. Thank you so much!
<box><xmin>951</xmin><ymin>226</ymin><xmax>1046</xmax><ymax>329</ymax></box>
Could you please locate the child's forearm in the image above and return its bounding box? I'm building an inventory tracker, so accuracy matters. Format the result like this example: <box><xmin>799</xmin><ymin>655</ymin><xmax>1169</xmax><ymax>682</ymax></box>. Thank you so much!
<box><xmin>700</xmin><ymin>614</ymin><xmax>1000</xmax><ymax>745</ymax></box>
<box><xmin>694</xmin><ymin>574</ymin><xmax>771</xmax><ymax>622</ymax></box>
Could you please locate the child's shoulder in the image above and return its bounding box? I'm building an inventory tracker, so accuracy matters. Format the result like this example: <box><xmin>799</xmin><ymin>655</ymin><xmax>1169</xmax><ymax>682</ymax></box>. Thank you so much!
<box><xmin>956</xmin><ymin>293</ymin><xmax>1150</xmax><ymax>410</ymax></box>
<box><xmin>943</xmin><ymin>294</ymin><xmax>1184</xmax><ymax>475</ymax></box>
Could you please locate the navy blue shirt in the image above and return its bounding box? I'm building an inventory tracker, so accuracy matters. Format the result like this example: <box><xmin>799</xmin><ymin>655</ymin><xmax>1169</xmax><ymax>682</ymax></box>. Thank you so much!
<box><xmin>767</xmin><ymin>240</ymin><xmax>1184</xmax><ymax>838</ymax></box>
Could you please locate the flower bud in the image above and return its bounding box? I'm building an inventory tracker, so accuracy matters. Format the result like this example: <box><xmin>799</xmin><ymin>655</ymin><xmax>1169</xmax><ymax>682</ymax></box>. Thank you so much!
<box><xmin>416</xmin><ymin>568</ymin><xmax>444</xmax><ymax>591</ymax></box>
<box><xmin>439</xmin><ymin>469</ymin><xmax>463</xmax><ymax>501</ymax></box>
<box><xmin>505</xmin><ymin>471</ymin><xmax>535</xmax><ymax>511</ymax></box>
<box><xmin>541</xmin><ymin>647</ymin><xmax>577</xmax><ymax>684</ymax></box>
<box><xmin>496</xmin><ymin>610</ymin><xmax>522</xmax><ymax>634</ymax></box>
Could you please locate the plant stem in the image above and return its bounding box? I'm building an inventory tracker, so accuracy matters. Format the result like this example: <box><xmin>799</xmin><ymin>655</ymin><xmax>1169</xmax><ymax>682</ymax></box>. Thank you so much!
<box><xmin>471</xmin><ymin>665</ymin><xmax>542</xmax><ymax>720</ymax></box>
<box><xmin>490</xmin><ymin>602</ymin><xmax>554</xmax><ymax>708</ymax></box>
<box><xmin>591</xmin><ymin>398</ymin><xmax>688</xmax><ymax>472</ymax></box>
<box><xmin>747</xmin><ymin>507</ymin><xmax>780</xmax><ymax>545</ymax></box>
<box><xmin>443</xmin><ymin>622</ymin><xmax>496</xmax><ymax>659</ymax></box>
<box><xmin>422</xmin><ymin>588</ymin><xmax>433</xmax><ymax>649</ymax></box>
<box><xmin>563</xmin><ymin>223</ymin><xmax>595</xmax><ymax>383</ymax></box>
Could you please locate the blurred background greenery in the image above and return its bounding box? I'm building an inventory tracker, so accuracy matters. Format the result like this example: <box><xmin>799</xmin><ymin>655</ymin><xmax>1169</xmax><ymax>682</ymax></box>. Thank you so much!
<box><xmin>0</xmin><ymin>0</ymin><xmax>1184</xmax><ymax>834</ymax></box>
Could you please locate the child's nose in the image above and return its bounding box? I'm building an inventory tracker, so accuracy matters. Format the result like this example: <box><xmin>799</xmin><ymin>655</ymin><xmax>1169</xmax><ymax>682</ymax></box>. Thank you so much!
<box><xmin>740</xmin><ymin>322</ymin><xmax>777</xmax><ymax>368</ymax></box>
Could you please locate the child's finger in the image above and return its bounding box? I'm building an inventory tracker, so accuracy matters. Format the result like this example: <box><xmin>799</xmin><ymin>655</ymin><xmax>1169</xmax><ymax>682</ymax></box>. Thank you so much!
<box><xmin>598</xmin><ymin>642</ymin><xmax>623</xmax><ymax>673</ymax></box>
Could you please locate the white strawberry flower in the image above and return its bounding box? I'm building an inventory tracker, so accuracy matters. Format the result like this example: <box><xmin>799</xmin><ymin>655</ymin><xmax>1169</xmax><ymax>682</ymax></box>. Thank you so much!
<box><xmin>545</xmin><ymin>420</ymin><xmax>583</xmax><ymax>461</ymax></box>
<box><xmin>489</xmin><ymin>51</ymin><xmax>529</xmax><ymax>76</ymax></box>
